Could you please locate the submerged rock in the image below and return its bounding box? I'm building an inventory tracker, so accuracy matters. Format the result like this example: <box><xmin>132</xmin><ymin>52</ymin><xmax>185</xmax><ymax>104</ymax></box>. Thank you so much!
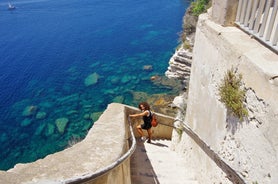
<box><xmin>35</xmin><ymin>123</ymin><xmax>46</xmax><ymax>136</ymax></box>
<box><xmin>110</xmin><ymin>76</ymin><xmax>120</xmax><ymax>84</ymax></box>
<box><xmin>113</xmin><ymin>96</ymin><xmax>124</xmax><ymax>103</ymax></box>
<box><xmin>143</xmin><ymin>65</ymin><xmax>153</xmax><ymax>71</ymax></box>
<box><xmin>21</xmin><ymin>118</ymin><xmax>32</xmax><ymax>127</ymax></box>
<box><xmin>36</xmin><ymin>111</ymin><xmax>47</xmax><ymax>120</ymax></box>
<box><xmin>91</xmin><ymin>112</ymin><xmax>103</xmax><ymax>122</ymax></box>
<box><xmin>22</xmin><ymin>105</ymin><xmax>38</xmax><ymax>117</ymax></box>
<box><xmin>55</xmin><ymin>117</ymin><xmax>69</xmax><ymax>134</ymax></box>
<box><xmin>45</xmin><ymin>123</ymin><xmax>55</xmax><ymax>136</ymax></box>
<box><xmin>121</xmin><ymin>75</ymin><xmax>132</xmax><ymax>84</ymax></box>
<box><xmin>83</xmin><ymin>113</ymin><xmax>91</xmax><ymax>120</ymax></box>
<box><xmin>84</xmin><ymin>72</ymin><xmax>99</xmax><ymax>86</ymax></box>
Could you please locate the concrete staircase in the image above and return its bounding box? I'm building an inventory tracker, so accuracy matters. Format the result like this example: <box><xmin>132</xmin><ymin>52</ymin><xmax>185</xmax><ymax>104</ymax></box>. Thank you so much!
<box><xmin>131</xmin><ymin>139</ymin><xmax>198</xmax><ymax>184</ymax></box>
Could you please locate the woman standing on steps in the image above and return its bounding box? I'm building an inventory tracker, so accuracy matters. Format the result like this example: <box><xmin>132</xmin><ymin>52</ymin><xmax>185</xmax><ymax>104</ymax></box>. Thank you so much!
<box><xmin>129</xmin><ymin>102</ymin><xmax>152</xmax><ymax>143</ymax></box>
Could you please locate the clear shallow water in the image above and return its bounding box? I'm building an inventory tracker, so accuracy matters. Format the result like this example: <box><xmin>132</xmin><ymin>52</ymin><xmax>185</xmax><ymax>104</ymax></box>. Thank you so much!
<box><xmin>0</xmin><ymin>0</ymin><xmax>188</xmax><ymax>170</ymax></box>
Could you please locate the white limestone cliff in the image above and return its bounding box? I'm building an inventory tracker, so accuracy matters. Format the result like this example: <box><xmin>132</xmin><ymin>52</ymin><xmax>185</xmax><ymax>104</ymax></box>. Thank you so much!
<box><xmin>169</xmin><ymin>9</ymin><xmax>278</xmax><ymax>184</ymax></box>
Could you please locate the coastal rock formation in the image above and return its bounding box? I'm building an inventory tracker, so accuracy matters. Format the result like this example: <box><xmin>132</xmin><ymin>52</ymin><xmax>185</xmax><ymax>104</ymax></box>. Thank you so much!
<box><xmin>171</xmin><ymin>10</ymin><xmax>278</xmax><ymax>183</ymax></box>
<box><xmin>165</xmin><ymin>47</ymin><xmax>192</xmax><ymax>88</ymax></box>
<box><xmin>165</xmin><ymin>3</ymin><xmax>197</xmax><ymax>90</ymax></box>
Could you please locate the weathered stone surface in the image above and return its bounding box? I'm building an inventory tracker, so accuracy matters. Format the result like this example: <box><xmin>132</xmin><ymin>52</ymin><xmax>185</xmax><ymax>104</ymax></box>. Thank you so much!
<box><xmin>171</xmin><ymin>95</ymin><xmax>186</xmax><ymax>110</ymax></box>
<box><xmin>0</xmin><ymin>103</ymin><xmax>134</xmax><ymax>184</ymax></box>
<box><xmin>165</xmin><ymin>47</ymin><xmax>193</xmax><ymax>88</ymax></box>
<box><xmin>172</xmin><ymin>12</ymin><xmax>278</xmax><ymax>184</ymax></box>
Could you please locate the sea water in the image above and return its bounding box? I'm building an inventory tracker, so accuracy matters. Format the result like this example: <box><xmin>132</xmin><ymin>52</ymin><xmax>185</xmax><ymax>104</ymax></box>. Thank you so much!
<box><xmin>0</xmin><ymin>0</ymin><xmax>189</xmax><ymax>170</ymax></box>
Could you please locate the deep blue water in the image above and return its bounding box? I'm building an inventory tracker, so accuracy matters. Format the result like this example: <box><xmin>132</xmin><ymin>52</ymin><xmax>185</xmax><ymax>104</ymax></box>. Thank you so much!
<box><xmin>0</xmin><ymin>0</ymin><xmax>188</xmax><ymax>170</ymax></box>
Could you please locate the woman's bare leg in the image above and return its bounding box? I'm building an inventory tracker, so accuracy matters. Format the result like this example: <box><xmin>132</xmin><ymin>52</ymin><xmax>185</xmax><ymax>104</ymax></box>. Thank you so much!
<box><xmin>147</xmin><ymin>128</ymin><xmax>152</xmax><ymax>143</ymax></box>
<box><xmin>136</xmin><ymin>125</ymin><xmax>144</xmax><ymax>137</ymax></box>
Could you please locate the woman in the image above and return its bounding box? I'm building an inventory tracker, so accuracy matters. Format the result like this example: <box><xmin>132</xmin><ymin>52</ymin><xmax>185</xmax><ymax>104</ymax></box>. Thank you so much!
<box><xmin>129</xmin><ymin>102</ymin><xmax>152</xmax><ymax>143</ymax></box>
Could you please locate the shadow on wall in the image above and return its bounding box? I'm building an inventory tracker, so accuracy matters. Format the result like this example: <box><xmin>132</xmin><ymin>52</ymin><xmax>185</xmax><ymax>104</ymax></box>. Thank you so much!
<box><xmin>130</xmin><ymin>139</ymin><xmax>160</xmax><ymax>184</ymax></box>
<box><xmin>226</xmin><ymin>114</ymin><xmax>243</xmax><ymax>135</ymax></box>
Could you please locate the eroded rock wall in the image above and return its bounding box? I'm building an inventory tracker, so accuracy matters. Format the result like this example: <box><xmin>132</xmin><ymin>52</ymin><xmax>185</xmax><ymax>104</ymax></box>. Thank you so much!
<box><xmin>172</xmin><ymin>11</ymin><xmax>278</xmax><ymax>184</ymax></box>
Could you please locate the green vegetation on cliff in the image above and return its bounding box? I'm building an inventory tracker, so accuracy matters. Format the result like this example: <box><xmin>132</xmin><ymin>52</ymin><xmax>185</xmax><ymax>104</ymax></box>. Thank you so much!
<box><xmin>179</xmin><ymin>0</ymin><xmax>211</xmax><ymax>50</ymax></box>
<box><xmin>218</xmin><ymin>68</ymin><xmax>248</xmax><ymax>120</ymax></box>
<box><xmin>191</xmin><ymin>0</ymin><xmax>211</xmax><ymax>16</ymax></box>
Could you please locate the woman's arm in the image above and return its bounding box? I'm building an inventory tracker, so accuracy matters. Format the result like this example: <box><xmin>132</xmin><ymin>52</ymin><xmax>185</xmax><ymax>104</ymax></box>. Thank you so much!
<box><xmin>129</xmin><ymin>110</ymin><xmax>149</xmax><ymax>118</ymax></box>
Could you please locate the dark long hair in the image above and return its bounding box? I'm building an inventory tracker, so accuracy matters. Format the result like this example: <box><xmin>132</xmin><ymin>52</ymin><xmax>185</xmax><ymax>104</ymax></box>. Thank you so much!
<box><xmin>138</xmin><ymin>102</ymin><xmax>150</xmax><ymax>110</ymax></box>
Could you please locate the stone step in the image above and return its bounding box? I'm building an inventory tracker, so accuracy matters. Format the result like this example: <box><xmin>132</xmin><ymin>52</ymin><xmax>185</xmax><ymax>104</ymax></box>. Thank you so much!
<box><xmin>131</xmin><ymin>139</ymin><xmax>199</xmax><ymax>184</ymax></box>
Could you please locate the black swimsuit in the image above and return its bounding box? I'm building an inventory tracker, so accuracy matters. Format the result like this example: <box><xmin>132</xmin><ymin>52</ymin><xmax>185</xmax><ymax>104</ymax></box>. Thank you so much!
<box><xmin>141</xmin><ymin>110</ymin><xmax>152</xmax><ymax>130</ymax></box>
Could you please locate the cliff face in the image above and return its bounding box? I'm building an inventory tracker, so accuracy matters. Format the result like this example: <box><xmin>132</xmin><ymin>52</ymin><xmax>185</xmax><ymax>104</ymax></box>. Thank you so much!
<box><xmin>170</xmin><ymin>10</ymin><xmax>278</xmax><ymax>184</ymax></box>
<box><xmin>165</xmin><ymin>48</ymin><xmax>192</xmax><ymax>88</ymax></box>
<box><xmin>165</xmin><ymin>4</ymin><xmax>197</xmax><ymax>90</ymax></box>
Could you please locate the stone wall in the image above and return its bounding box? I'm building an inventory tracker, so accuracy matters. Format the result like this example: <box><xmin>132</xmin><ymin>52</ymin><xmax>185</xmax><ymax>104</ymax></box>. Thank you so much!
<box><xmin>0</xmin><ymin>103</ymin><xmax>175</xmax><ymax>183</ymax></box>
<box><xmin>172</xmin><ymin>10</ymin><xmax>278</xmax><ymax>184</ymax></box>
<box><xmin>0</xmin><ymin>103</ymin><xmax>130</xmax><ymax>184</ymax></box>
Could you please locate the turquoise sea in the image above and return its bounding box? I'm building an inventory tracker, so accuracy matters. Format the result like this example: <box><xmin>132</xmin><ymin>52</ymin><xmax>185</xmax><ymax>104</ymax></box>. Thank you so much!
<box><xmin>0</xmin><ymin>0</ymin><xmax>189</xmax><ymax>170</ymax></box>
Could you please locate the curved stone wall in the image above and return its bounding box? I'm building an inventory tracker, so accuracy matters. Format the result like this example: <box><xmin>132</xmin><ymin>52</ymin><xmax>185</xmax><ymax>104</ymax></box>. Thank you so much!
<box><xmin>0</xmin><ymin>103</ymin><xmax>175</xmax><ymax>183</ymax></box>
<box><xmin>0</xmin><ymin>103</ymin><xmax>129</xmax><ymax>183</ymax></box>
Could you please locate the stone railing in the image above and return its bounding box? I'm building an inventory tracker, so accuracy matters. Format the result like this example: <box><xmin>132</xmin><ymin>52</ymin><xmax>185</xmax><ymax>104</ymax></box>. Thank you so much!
<box><xmin>0</xmin><ymin>103</ymin><xmax>175</xmax><ymax>184</ymax></box>
<box><xmin>179</xmin><ymin>121</ymin><xmax>246</xmax><ymax>184</ymax></box>
<box><xmin>211</xmin><ymin>0</ymin><xmax>278</xmax><ymax>53</ymax></box>
<box><xmin>235</xmin><ymin>0</ymin><xmax>278</xmax><ymax>53</ymax></box>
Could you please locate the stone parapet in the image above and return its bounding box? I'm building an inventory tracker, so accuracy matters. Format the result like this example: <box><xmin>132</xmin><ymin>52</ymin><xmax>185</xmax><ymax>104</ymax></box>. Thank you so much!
<box><xmin>0</xmin><ymin>103</ymin><xmax>175</xmax><ymax>184</ymax></box>
<box><xmin>0</xmin><ymin>103</ymin><xmax>130</xmax><ymax>184</ymax></box>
